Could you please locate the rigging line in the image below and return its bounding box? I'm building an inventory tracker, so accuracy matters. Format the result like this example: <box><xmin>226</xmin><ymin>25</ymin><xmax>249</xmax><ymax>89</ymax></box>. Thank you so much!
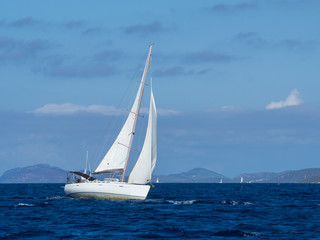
<box><xmin>150</xmin><ymin>48</ymin><xmax>152</xmax><ymax>88</ymax></box>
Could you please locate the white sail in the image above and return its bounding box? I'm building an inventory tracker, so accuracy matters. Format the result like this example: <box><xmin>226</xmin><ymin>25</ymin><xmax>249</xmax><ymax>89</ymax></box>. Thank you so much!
<box><xmin>94</xmin><ymin>46</ymin><xmax>152</xmax><ymax>174</ymax></box>
<box><xmin>128</xmin><ymin>89</ymin><xmax>157</xmax><ymax>184</ymax></box>
<box><xmin>150</xmin><ymin>91</ymin><xmax>157</xmax><ymax>174</ymax></box>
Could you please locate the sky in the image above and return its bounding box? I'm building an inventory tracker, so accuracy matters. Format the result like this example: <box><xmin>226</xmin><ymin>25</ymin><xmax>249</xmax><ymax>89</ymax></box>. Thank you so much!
<box><xmin>0</xmin><ymin>0</ymin><xmax>320</xmax><ymax>177</ymax></box>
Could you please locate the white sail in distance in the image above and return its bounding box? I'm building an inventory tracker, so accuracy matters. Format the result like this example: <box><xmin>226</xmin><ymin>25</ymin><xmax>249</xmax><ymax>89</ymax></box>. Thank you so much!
<box><xmin>94</xmin><ymin>46</ymin><xmax>152</xmax><ymax>174</ymax></box>
<box><xmin>128</xmin><ymin>88</ymin><xmax>157</xmax><ymax>184</ymax></box>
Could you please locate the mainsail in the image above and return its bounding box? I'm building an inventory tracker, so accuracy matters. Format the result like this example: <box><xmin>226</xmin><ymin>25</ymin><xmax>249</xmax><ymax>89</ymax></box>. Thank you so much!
<box><xmin>94</xmin><ymin>45</ymin><xmax>152</xmax><ymax>175</ymax></box>
<box><xmin>128</xmin><ymin>88</ymin><xmax>157</xmax><ymax>184</ymax></box>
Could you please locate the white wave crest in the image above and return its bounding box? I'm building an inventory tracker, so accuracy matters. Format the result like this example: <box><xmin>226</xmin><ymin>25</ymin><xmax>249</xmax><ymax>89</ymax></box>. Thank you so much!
<box><xmin>14</xmin><ymin>203</ymin><xmax>35</xmax><ymax>207</ymax></box>
<box><xmin>46</xmin><ymin>195</ymin><xmax>65</xmax><ymax>200</ymax></box>
<box><xmin>221</xmin><ymin>200</ymin><xmax>253</xmax><ymax>205</ymax></box>
<box><xmin>168</xmin><ymin>200</ymin><xmax>196</xmax><ymax>205</ymax></box>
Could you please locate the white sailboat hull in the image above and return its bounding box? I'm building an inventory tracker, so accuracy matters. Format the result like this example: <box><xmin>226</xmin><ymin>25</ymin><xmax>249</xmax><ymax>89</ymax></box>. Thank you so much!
<box><xmin>64</xmin><ymin>181</ymin><xmax>150</xmax><ymax>200</ymax></box>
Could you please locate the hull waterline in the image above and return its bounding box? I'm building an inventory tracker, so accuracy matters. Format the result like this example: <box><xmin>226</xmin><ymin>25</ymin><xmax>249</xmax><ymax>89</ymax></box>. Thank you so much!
<box><xmin>64</xmin><ymin>181</ymin><xmax>150</xmax><ymax>200</ymax></box>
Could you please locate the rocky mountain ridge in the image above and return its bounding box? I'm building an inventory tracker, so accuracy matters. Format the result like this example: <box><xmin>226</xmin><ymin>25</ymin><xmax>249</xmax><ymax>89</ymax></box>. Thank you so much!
<box><xmin>1</xmin><ymin>164</ymin><xmax>320</xmax><ymax>183</ymax></box>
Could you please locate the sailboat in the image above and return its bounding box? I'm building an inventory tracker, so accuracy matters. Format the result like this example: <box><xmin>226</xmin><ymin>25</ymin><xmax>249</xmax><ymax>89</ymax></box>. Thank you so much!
<box><xmin>240</xmin><ymin>177</ymin><xmax>244</xmax><ymax>183</ymax></box>
<box><xmin>64</xmin><ymin>45</ymin><xmax>157</xmax><ymax>200</ymax></box>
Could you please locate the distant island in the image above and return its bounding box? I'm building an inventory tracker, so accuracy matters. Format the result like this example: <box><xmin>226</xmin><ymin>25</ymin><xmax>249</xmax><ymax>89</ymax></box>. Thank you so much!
<box><xmin>1</xmin><ymin>164</ymin><xmax>320</xmax><ymax>184</ymax></box>
<box><xmin>156</xmin><ymin>167</ymin><xmax>320</xmax><ymax>184</ymax></box>
<box><xmin>0</xmin><ymin>164</ymin><xmax>67</xmax><ymax>183</ymax></box>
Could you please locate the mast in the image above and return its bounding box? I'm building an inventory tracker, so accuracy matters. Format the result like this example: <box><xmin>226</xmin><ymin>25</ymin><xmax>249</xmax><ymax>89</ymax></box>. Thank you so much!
<box><xmin>84</xmin><ymin>150</ymin><xmax>88</xmax><ymax>174</ymax></box>
<box><xmin>120</xmin><ymin>45</ymin><xmax>153</xmax><ymax>182</ymax></box>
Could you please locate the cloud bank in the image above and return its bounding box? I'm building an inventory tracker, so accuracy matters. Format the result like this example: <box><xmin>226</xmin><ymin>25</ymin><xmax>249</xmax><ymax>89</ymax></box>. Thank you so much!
<box><xmin>211</xmin><ymin>2</ymin><xmax>257</xmax><ymax>12</ymax></box>
<box><xmin>32</xmin><ymin>103</ymin><xmax>179</xmax><ymax>116</ymax></box>
<box><xmin>234</xmin><ymin>32</ymin><xmax>317</xmax><ymax>51</ymax></box>
<box><xmin>266</xmin><ymin>89</ymin><xmax>303</xmax><ymax>110</ymax></box>
<box><xmin>124</xmin><ymin>21</ymin><xmax>164</xmax><ymax>35</ymax></box>
<box><xmin>157</xmin><ymin>108</ymin><xmax>179</xmax><ymax>116</ymax></box>
<box><xmin>153</xmin><ymin>66</ymin><xmax>210</xmax><ymax>77</ymax></box>
<box><xmin>32</xmin><ymin>103</ymin><xmax>125</xmax><ymax>116</ymax></box>
<box><xmin>0</xmin><ymin>17</ymin><xmax>40</xmax><ymax>28</ymax></box>
<box><xmin>0</xmin><ymin>36</ymin><xmax>51</xmax><ymax>64</ymax></box>
<box><xmin>44</xmin><ymin>64</ymin><xmax>116</xmax><ymax>78</ymax></box>
<box><xmin>9</xmin><ymin>17</ymin><xmax>40</xmax><ymax>27</ymax></box>
<box><xmin>183</xmin><ymin>50</ymin><xmax>237</xmax><ymax>64</ymax></box>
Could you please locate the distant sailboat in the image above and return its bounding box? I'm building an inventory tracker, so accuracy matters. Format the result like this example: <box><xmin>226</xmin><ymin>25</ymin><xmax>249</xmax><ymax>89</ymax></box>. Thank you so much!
<box><xmin>64</xmin><ymin>45</ymin><xmax>157</xmax><ymax>200</ymax></box>
<box><xmin>219</xmin><ymin>178</ymin><xmax>223</xmax><ymax>183</ymax></box>
<box><xmin>156</xmin><ymin>177</ymin><xmax>159</xmax><ymax>183</ymax></box>
<box><xmin>240</xmin><ymin>177</ymin><xmax>244</xmax><ymax>183</ymax></box>
<box><xmin>80</xmin><ymin>151</ymin><xmax>90</xmax><ymax>181</ymax></box>
<box><xmin>84</xmin><ymin>150</ymin><xmax>90</xmax><ymax>175</ymax></box>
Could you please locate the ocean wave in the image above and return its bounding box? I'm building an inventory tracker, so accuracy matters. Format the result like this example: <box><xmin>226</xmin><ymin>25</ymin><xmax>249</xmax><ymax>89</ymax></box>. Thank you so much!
<box><xmin>213</xmin><ymin>230</ymin><xmax>262</xmax><ymax>237</ymax></box>
<box><xmin>14</xmin><ymin>203</ymin><xmax>35</xmax><ymax>207</ymax></box>
<box><xmin>221</xmin><ymin>200</ymin><xmax>254</xmax><ymax>205</ymax></box>
<box><xmin>167</xmin><ymin>200</ymin><xmax>197</xmax><ymax>205</ymax></box>
<box><xmin>46</xmin><ymin>195</ymin><xmax>66</xmax><ymax>200</ymax></box>
<box><xmin>142</xmin><ymin>198</ymin><xmax>164</xmax><ymax>204</ymax></box>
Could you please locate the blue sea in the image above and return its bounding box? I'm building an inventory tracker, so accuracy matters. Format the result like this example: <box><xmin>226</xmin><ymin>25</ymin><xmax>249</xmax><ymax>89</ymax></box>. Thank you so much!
<box><xmin>1</xmin><ymin>183</ymin><xmax>320</xmax><ymax>239</ymax></box>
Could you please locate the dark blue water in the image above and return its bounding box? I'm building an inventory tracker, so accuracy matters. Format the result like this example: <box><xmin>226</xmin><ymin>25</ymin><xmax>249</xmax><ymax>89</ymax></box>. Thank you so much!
<box><xmin>1</xmin><ymin>183</ymin><xmax>320</xmax><ymax>239</ymax></box>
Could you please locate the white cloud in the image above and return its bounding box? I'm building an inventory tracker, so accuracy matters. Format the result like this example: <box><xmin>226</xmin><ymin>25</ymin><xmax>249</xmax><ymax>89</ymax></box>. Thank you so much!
<box><xmin>157</xmin><ymin>108</ymin><xmax>179</xmax><ymax>116</ymax></box>
<box><xmin>32</xmin><ymin>103</ymin><xmax>125</xmax><ymax>115</ymax></box>
<box><xmin>32</xmin><ymin>103</ymin><xmax>179</xmax><ymax>116</ymax></box>
<box><xmin>221</xmin><ymin>105</ymin><xmax>236</xmax><ymax>111</ymax></box>
<box><xmin>266</xmin><ymin>89</ymin><xmax>303</xmax><ymax>110</ymax></box>
<box><xmin>204</xmin><ymin>106</ymin><xmax>241</xmax><ymax>113</ymax></box>
<box><xmin>140</xmin><ymin>107</ymin><xmax>179</xmax><ymax>116</ymax></box>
